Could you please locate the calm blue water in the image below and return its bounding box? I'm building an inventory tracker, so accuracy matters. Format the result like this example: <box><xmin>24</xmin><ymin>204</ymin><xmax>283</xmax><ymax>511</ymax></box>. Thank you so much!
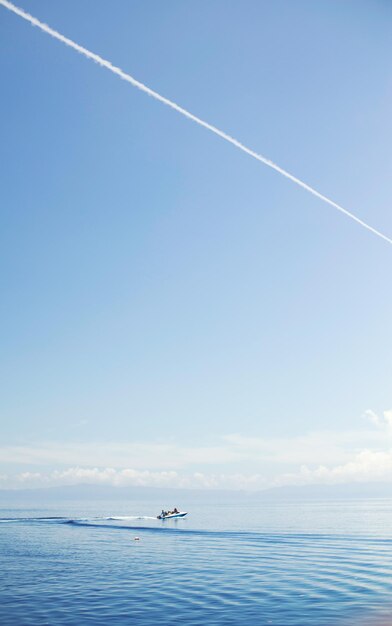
<box><xmin>1</xmin><ymin>498</ymin><xmax>392</xmax><ymax>625</ymax></box>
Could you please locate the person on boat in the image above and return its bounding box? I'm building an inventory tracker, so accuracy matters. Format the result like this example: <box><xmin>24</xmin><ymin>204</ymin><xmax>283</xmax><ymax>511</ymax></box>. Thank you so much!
<box><xmin>173</xmin><ymin>508</ymin><xmax>179</xmax><ymax>514</ymax></box>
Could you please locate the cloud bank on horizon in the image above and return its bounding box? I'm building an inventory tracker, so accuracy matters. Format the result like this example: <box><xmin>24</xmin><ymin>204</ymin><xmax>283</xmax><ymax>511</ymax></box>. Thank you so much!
<box><xmin>1</xmin><ymin>409</ymin><xmax>392</xmax><ymax>491</ymax></box>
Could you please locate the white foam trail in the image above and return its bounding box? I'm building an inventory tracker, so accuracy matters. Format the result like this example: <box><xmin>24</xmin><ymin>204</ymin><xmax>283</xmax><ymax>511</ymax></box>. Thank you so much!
<box><xmin>1</xmin><ymin>0</ymin><xmax>391</xmax><ymax>246</ymax></box>
<box><xmin>107</xmin><ymin>516</ymin><xmax>157</xmax><ymax>521</ymax></box>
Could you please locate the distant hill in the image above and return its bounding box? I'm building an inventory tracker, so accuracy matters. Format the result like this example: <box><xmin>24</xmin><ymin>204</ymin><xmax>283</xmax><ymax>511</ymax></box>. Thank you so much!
<box><xmin>1</xmin><ymin>481</ymin><xmax>392</xmax><ymax>502</ymax></box>
<box><xmin>0</xmin><ymin>483</ymin><xmax>243</xmax><ymax>502</ymax></box>
<box><xmin>258</xmin><ymin>482</ymin><xmax>392</xmax><ymax>500</ymax></box>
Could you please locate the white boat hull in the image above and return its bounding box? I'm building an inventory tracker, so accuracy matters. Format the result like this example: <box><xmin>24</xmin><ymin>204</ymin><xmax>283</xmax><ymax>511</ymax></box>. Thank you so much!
<box><xmin>157</xmin><ymin>512</ymin><xmax>187</xmax><ymax>520</ymax></box>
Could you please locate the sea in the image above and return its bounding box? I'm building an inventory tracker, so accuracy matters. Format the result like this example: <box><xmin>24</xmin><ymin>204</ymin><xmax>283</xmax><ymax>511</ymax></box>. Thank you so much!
<box><xmin>1</xmin><ymin>496</ymin><xmax>392</xmax><ymax>625</ymax></box>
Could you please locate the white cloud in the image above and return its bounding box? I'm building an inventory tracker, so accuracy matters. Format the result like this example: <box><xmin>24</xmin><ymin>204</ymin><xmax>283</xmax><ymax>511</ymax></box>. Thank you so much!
<box><xmin>363</xmin><ymin>409</ymin><xmax>392</xmax><ymax>431</ymax></box>
<box><xmin>4</xmin><ymin>447</ymin><xmax>392</xmax><ymax>490</ymax></box>
<box><xmin>2</xmin><ymin>467</ymin><xmax>268</xmax><ymax>491</ymax></box>
<box><xmin>1</xmin><ymin>419</ymin><xmax>390</xmax><ymax>473</ymax></box>
<box><xmin>278</xmin><ymin>448</ymin><xmax>392</xmax><ymax>487</ymax></box>
<box><xmin>1</xmin><ymin>409</ymin><xmax>392</xmax><ymax>490</ymax></box>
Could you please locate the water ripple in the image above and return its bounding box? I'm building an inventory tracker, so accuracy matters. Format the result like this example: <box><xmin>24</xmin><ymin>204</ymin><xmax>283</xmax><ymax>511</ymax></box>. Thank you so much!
<box><xmin>1</xmin><ymin>509</ymin><xmax>392</xmax><ymax>625</ymax></box>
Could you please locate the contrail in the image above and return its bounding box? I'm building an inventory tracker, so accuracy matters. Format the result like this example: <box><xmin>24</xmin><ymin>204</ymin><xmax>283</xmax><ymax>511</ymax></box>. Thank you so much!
<box><xmin>1</xmin><ymin>0</ymin><xmax>391</xmax><ymax>246</ymax></box>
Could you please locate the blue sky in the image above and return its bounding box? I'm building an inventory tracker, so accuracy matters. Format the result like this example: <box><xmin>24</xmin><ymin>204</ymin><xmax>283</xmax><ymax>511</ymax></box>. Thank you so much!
<box><xmin>0</xmin><ymin>0</ymin><xmax>391</xmax><ymax>489</ymax></box>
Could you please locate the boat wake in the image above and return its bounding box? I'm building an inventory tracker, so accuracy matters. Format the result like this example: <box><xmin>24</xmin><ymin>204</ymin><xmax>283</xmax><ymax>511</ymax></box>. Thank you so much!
<box><xmin>0</xmin><ymin>515</ymin><xmax>158</xmax><ymax>525</ymax></box>
<box><xmin>0</xmin><ymin>514</ymin><xmax>194</xmax><ymax>536</ymax></box>
<box><xmin>2</xmin><ymin>515</ymin><xmax>392</xmax><ymax>545</ymax></box>
<box><xmin>106</xmin><ymin>516</ymin><xmax>157</xmax><ymax>521</ymax></box>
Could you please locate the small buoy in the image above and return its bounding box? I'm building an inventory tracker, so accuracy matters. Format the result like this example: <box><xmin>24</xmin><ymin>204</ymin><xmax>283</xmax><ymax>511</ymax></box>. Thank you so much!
<box><xmin>134</xmin><ymin>536</ymin><xmax>140</xmax><ymax>541</ymax></box>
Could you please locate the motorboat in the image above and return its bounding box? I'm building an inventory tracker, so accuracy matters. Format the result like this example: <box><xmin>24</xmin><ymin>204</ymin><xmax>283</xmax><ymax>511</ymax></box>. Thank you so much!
<box><xmin>157</xmin><ymin>511</ymin><xmax>188</xmax><ymax>520</ymax></box>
